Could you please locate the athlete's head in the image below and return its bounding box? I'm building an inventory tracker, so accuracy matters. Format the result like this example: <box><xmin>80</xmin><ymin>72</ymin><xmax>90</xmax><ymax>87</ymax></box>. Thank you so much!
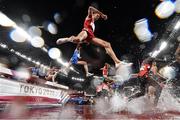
<box><xmin>105</xmin><ymin>63</ymin><xmax>110</xmax><ymax>68</ymax></box>
<box><xmin>152</xmin><ymin>61</ymin><xmax>156</xmax><ymax>66</ymax></box>
<box><xmin>92</xmin><ymin>13</ymin><xmax>100</xmax><ymax>21</ymax></box>
<box><xmin>142</xmin><ymin>57</ymin><xmax>154</xmax><ymax>65</ymax></box>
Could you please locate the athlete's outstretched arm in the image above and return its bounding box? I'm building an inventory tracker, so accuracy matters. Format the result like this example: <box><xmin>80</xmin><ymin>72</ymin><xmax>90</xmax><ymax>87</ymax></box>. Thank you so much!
<box><xmin>88</xmin><ymin>6</ymin><xmax>107</xmax><ymax>20</ymax></box>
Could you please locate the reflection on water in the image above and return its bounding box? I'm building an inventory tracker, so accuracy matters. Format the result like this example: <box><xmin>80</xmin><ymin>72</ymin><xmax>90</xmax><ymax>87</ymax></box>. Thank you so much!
<box><xmin>0</xmin><ymin>104</ymin><xmax>180</xmax><ymax>119</ymax></box>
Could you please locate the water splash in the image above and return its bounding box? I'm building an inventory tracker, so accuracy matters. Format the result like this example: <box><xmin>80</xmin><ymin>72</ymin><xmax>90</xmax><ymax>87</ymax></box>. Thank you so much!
<box><xmin>115</xmin><ymin>64</ymin><xmax>132</xmax><ymax>84</ymax></box>
<box><xmin>94</xmin><ymin>98</ymin><xmax>110</xmax><ymax>115</ymax></box>
<box><xmin>159</xmin><ymin>66</ymin><xmax>176</xmax><ymax>80</ymax></box>
<box><xmin>109</xmin><ymin>93</ymin><xmax>126</xmax><ymax>112</ymax></box>
<box><xmin>157</xmin><ymin>87</ymin><xmax>180</xmax><ymax>112</ymax></box>
<box><xmin>127</xmin><ymin>96</ymin><xmax>156</xmax><ymax>114</ymax></box>
<box><xmin>94</xmin><ymin>87</ymin><xmax>180</xmax><ymax>115</ymax></box>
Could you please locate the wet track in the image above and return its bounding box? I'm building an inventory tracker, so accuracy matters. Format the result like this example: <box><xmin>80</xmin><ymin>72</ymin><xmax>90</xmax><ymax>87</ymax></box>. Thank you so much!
<box><xmin>0</xmin><ymin>104</ymin><xmax>180</xmax><ymax>119</ymax></box>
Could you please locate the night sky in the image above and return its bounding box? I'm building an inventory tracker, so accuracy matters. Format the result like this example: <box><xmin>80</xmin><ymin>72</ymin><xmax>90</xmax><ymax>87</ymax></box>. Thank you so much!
<box><xmin>0</xmin><ymin>0</ymin><xmax>179</xmax><ymax>74</ymax></box>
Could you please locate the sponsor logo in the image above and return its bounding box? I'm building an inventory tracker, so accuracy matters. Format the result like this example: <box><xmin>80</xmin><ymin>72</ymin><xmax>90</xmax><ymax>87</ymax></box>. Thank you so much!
<box><xmin>20</xmin><ymin>84</ymin><xmax>62</xmax><ymax>98</ymax></box>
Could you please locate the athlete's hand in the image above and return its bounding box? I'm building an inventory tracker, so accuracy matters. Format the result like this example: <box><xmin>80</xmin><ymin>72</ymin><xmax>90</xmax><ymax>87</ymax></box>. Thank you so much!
<box><xmin>102</xmin><ymin>14</ymin><xmax>108</xmax><ymax>20</ymax></box>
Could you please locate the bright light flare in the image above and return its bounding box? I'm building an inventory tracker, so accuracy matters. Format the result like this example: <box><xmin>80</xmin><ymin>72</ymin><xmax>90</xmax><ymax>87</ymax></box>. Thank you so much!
<box><xmin>15</xmin><ymin>51</ymin><xmax>21</xmax><ymax>56</ymax></box>
<box><xmin>22</xmin><ymin>14</ymin><xmax>31</xmax><ymax>22</ymax></box>
<box><xmin>10</xmin><ymin>49</ymin><xmax>14</xmax><ymax>52</ymax></box>
<box><xmin>56</xmin><ymin>58</ymin><xmax>68</xmax><ymax>67</ymax></box>
<box><xmin>10</xmin><ymin>28</ymin><xmax>28</xmax><ymax>42</ymax></box>
<box><xmin>0</xmin><ymin>43</ymin><xmax>7</xmax><ymax>48</ymax></box>
<box><xmin>0</xmin><ymin>12</ymin><xmax>16</xmax><ymax>27</ymax></box>
<box><xmin>134</xmin><ymin>18</ymin><xmax>152</xmax><ymax>42</ymax></box>
<box><xmin>14</xmin><ymin>26</ymin><xmax>31</xmax><ymax>40</ymax></box>
<box><xmin>134</xmin><ymin>28</ymin><xmax>152</xmax><ymax>42</ymax></box>
<box><xmin>175</xmin><ymin>0</ymin><xmax>180</xmax><ymax>13</ymax></box>
<box><xmin>174</xmin><ymin>20</ymin><xmax>180</xmax><ymax>30</ymax></box>
<box><xmin>0</xmin><ymin>12</ymin><xmax>46</xmax><ymax>47</ymax></box>
<box><xmin>30</xmin><ymin>36</ymin><xmax>44</xmax><ymax>48</ymax></box>
<box><xmin>21</xmin><ymin>54</ymin><xmax>27</xmax><ymax>59</ymax></box>
<box><xmin>159</xmin><ymin>66</ymin><xmax>176</xmax><ymax>79</ymax></box>
<box><xmin>42</xmin><ymin>47</ymin><xmax>48</xmax><ymax>53</ymax></box>
<box><xmin>32</xmin><ymin>60</ymin><xmax>36</xmax><ymax>64</ymax></box>
<box><xmin>177</xmin><ymin>36</ymin><xmax>180</xmax><ymax>42</ymax></box>
<box><xmin>134</xmin><ymin>18</ymin><xmax>148</xmax><ymax>28</ymax></box>
<box><xmin>151</xmin><ymin>41</ymin><xmax>167</xmax><ymax>58</ymax></box>
<box><xmin>27</xmin><ymin>57</ymin><xmax>32</xmax><ymax>61</ymax></box>
<box><xmin>48</xmin><ymin>48</ymin><xmax>61</xmax><ymax>59</ymax></box>
<box><xmin>159</xmin><ymin>41</ymin><xmax>167</xmax><ymax>51</ymax></box>
<box><xmin>14</xmin><ymin>68</ymin><xmax>30</xmax><ymax>80</ymax></box>
<box><xmin>0</xmin><ymin>12</ymin><xmax>31</xmax><ymax>42</ymax></box>
<box><xmin>54</xmin><ymin>13</ymin><xmax>62</xmax><ymax>24</ymax></box>
<box><xmin>151</xmin><ymin>50</ymin><xmax>160</xmax><ymax>58</ymax></box>
<box><xmin>28</xmin><ymin>26</ymin><xmax>42</xmax><ymax>37</ymax></box>
<box><xmin>155</xmin><ymin>0</ymin><xmax>175</xmax><ymax>19</ymax></box>
<box><xmin>35</xmin><ymin>61</ymin><xmax>40</xmax><ymax>65</ymax></box>
<box><xmin>56</xmin><ymin>58</ymin><xmax>80</xmax><ymax>74</ymax></box>
<box><xmin>47</xmin><ymin>22</ymin><xmax>58</xmax><ymax>34</ymax></box>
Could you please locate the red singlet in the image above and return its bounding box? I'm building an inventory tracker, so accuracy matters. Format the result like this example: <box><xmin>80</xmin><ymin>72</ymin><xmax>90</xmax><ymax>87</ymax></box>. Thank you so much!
<box><xmin>82</xmin><ymin>15</ymin><xmax>95</xmax><ymax>41</ymax></box>
<box><xmin>102</xmin><ymin>66</ymin><xmax>108</xmax><ymax>77</ymax></box>
<box><xmin>138</xmin><ymin>64</ymin><xmax>151</xmax><ymax>77</ymax></box>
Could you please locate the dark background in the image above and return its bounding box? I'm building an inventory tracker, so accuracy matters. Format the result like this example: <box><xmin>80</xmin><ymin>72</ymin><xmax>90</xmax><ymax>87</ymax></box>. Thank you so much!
<box><xmin>0</xmin><ymin>0</ymin><xmax>179</xmax><ymax>75</ymax></box>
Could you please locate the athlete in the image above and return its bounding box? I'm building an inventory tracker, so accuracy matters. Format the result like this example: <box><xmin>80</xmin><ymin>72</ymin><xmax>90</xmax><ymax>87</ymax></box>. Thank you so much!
<box><xmin>100</xmin><ymin>63</ymin><xmax>110</xmax><ymax>78</ymax></box>
<box><xmin>66</xmin><ymin>44</ymin><xmax>93</xmax><ymax>77</ymax></box>
<box><xmin>128</xmin><ymin>57</ymin><xmax>165</xmax><ymax>106</ymax></box>
<box><xmin>56</xmin><ymin>6</ymin><xmax>132</xmax><ymax>67</ymax></box>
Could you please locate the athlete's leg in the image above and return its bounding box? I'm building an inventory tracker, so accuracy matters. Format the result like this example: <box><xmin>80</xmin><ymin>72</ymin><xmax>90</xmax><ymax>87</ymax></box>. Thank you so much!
<box><xmin>77</xmin><ymin>60</ymin><xmax>88</xmax><ymax>75</ymax></box>
<box><xmin>147</xmin><ymin>86</ymin><xmax>156</xmax><ymax>106</ymax></box>
<box><xmin>91</xmin><ymin>37</ymin><xmax>121</xmax><ymax>65</ymax></box>
<box><xmin>70</xmin><ymin>31</ymin><xmax>88</xmax><ymax>43</ymax></box>
<box><xmin>56</xmin><ymin>31</ymin><xmax>88</xmax><ymax>45</ymax></box>
<box><xmin>77</xmin><ymin>60</ymin><xmax>93</xmax><ymax>76</ymax></box>
<box><xmin>56</xmin><ymin>37</ymin><xmax>72</xmax><ymax>45</ymax></box>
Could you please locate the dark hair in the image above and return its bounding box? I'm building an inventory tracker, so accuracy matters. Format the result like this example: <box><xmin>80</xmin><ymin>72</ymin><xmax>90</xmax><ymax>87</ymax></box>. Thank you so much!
<box><xmin>105</xmin><ymin>63</ymin><xmax>110</xmax><ymax>67</ymax></box>
<box><xmin>142</xmin><ymin>57</ymin><xmax>154</xmax><ymax>65</ymax></box>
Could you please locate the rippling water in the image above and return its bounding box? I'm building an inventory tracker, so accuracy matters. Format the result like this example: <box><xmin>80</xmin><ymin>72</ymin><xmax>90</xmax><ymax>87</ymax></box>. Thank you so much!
<box><xmin>0</xmin><ymin>104</ymin><xmax>180</xmax><ymax>119</ymax></box>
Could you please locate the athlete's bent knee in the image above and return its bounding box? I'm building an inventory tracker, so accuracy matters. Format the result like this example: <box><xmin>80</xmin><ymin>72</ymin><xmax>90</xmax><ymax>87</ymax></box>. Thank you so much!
<box><xmin>73</xmin><ymin>36</ymin><xmax>80</xmax><ymax>43</ymax></box>
<box><xmin>84</xmin><ymin>61</ymin><xmax>87</xmax><ymax>65</ymax></box>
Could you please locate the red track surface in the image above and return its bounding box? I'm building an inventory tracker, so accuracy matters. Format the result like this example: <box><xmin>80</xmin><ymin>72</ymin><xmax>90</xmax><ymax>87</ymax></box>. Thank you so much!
<box><xmin>0</xmin><ymin>96</ymin><xmax>59</xmax><ymax>104</ymax></box>
<box><xmin>0</xmin><ymin>104</ymin><xmax>180</xmax><ymax>119</ymax></box>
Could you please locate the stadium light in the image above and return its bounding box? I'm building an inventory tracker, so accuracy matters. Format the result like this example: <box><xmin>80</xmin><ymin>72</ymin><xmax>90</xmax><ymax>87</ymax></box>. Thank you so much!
<box><xmin>159</xmin><ymin>41</ymin><xmax>167</xmax><ymax>51</ymax></box>
<box><xmin>174</xmin><ymin>20</ymin><xmax>180</xmax><ymax>30</ymax></box>
<box><xmin>0</xmin><ymin>12</ymin><xmax>16</xmax><ymax>27</ymax></box>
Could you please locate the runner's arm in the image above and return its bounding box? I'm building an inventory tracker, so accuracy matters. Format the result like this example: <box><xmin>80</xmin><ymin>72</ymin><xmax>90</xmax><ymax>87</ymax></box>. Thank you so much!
<box><xmin>88</xmin><ymin>6</ymin><xmax>107</xmax><ymax>20</ymax></box>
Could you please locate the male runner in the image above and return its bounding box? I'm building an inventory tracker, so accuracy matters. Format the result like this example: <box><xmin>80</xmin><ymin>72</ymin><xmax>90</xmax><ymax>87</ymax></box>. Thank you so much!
<box><xmin>56</xmin><ymin>6</ymin><xmax>132</xmax><ymax>67</ymax></box>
